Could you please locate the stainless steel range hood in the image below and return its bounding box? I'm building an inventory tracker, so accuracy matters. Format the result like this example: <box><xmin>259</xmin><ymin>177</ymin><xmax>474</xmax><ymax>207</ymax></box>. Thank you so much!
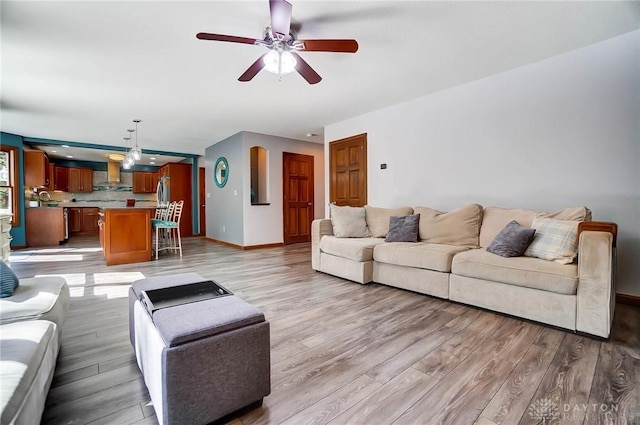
<box><xmin>107</xmin><ymin>161</ymin><xmax>121</xmax><ymax>183</ymax></box>
<box><xmin>94</xmin><ymin>161</ymin><xmax>128</xmax><ymax>188</ymax></box>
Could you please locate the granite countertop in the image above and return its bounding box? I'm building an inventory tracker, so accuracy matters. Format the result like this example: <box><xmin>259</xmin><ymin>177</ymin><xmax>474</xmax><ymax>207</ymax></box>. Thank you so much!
<box><xmin>57</xmin><ymin>201</ymin><xmax>158</xmax><ymax>208</ymax></box>
<box><xmin>99</xmin><ymin>206</ymin><xmax>158</xmax><ymax>210</ymax></box>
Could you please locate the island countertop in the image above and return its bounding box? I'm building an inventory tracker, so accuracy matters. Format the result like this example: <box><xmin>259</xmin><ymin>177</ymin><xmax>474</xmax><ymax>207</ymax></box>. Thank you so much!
<box><xmin>99</xmin><ymin>206</ymin><xmax>157</xmax><ymax>210</ymax></box>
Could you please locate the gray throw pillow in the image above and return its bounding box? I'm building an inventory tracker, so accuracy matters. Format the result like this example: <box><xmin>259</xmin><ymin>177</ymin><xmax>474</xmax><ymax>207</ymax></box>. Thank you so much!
<box><xmin>0</xmin><ymin>261</ymin><xmax>19</xmax><ymax>298</ymax></box>
<box><xmin>486</xmin><ymin>220</ymin><xmax>536</xmax><ymax>257</ymax></box>
<box><xmin>385</xmin><ymin>214</ymin><xmax>420</xmax><ymax>243</ymax></box>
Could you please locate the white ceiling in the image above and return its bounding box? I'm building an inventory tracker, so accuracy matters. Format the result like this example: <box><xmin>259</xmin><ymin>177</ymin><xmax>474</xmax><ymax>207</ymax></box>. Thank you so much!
<box><xmin>2</xmin><ymin>1</ymin><xmax>639</xmax><ymax>160</ymax></box>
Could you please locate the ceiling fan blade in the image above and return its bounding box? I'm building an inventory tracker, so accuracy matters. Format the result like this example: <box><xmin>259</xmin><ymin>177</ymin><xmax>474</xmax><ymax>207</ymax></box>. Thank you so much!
<box><xmin>269</xmin><ymin>0</ymin><xmax>292</xmax><ymax>38</ymax></box>
<box><xmin>290</xmin><ymin>52</ymin><xmax>321</xmax><ymax>85</ymax></box>
<box><xmin>238</xmin><ymin>53</ymin><xmax>268</xmax><ymax>82</ymax></box>
<box><xmin>196</xmin><ymin>33</ymin><xmax>258</xmax><ymax>45</ymax></box>
<box><xmin>298</xmin><ymin>39</ymin><xmax>359</xmax><ymax>53</ymax></box>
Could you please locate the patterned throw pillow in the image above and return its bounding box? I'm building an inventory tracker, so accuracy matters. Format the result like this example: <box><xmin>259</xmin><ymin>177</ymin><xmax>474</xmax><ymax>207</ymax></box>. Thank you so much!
<box><xmin>486</xmin><ymin>220</ymin><xmax>536</xmax><ymax>257</ymax></box>
<box><xmin>0</xmin><ymin>261</ymin><xmax>19</xmax><ymax>298</ymax></box>
<box><xmin>330</xmin><ymin>205</ymin><xmax>372</xmax><ymax>238</ymax></box>
<box><xmin>524</xmin><ymin>217</ymin><xmax>579</xmax><ymax>264</ymax></box>
<box><xmin>385</xmin><ymin>214</ymin><xmax>420</xmax><ymax>242</ymax></box>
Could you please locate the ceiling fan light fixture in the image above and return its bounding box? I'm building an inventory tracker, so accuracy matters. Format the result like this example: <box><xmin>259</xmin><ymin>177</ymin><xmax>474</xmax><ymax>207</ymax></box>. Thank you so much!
<box><xmin>263</xmin><ymin>50</ymin><xmax>296</xmax><ymax>75</ymax></box>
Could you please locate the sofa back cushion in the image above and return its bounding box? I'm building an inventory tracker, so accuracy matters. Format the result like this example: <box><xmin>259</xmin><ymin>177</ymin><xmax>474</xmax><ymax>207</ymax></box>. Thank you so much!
<box><xmin>330</xmin><ymin>204</ymin><xmax>371</xmax><ymax>238</ymax></box>
<box><xmin>414</xmin><ymin>204</ymin><xmax>483</xmax><ymax>247</ymax></box>
<box><xmin>479</xmin><ymin>207</ymin><xmax>538</xmax><ymax>247</ymax></box>
<box><xmin>479</xmin><ymin>206</ymin><xmax>591</xmax><ymax>247</ymax></box>
<box><xmin>365</xmin><ymin>206</ymin><xmax>414</xmax><ymax>237</ymax></box>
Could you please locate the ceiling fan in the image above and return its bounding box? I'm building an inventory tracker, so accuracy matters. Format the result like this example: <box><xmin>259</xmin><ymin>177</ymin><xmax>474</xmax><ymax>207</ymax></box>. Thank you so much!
<box><xmin>196</xmin><ymin>0</ymin><xmax>358</xmax><ymax>84</ymax></box>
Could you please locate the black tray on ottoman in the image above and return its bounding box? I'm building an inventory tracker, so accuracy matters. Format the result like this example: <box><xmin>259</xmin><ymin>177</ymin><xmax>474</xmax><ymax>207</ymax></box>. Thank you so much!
<box><xmin>140</xmin><ymin>280</ymin><xmax>232</xmax><ymax>315</ymax></box>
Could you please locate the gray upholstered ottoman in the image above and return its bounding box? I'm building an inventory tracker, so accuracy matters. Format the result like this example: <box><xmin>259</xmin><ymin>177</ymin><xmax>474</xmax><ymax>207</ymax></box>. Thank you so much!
<box><xmin>129</xmin><ymin>273</ymin><xmax>270</xmax><ymax>425</ymax></box>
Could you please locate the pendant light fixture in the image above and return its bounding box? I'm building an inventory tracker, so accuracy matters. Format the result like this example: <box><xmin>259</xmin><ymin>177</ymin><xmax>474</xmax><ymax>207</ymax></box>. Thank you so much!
<box><xmin>123</xmin><ymin>129</ymin><xmax>135</xmax><ymax>169</ymax></box>
<box><xmin>131</xmin><ymin>119</ymin><xmax>142</xmax><ymax>161</ymax></box>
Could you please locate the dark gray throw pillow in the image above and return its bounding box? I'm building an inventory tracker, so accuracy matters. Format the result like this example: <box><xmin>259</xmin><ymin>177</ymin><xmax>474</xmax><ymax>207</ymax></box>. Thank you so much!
<box><xmin>0</xmin><ymin>261</ymin><xmax>19</xmax><ymax>298</ymax></box>
<box><xmin>385</xmin><ymin>214</ymin><xmax>420</xmax><ymax>243</ymax></box>
<box><xmin>487</xmin><ymin>220</ymin><xmax>536</xmax><ymax>257</ymax></box>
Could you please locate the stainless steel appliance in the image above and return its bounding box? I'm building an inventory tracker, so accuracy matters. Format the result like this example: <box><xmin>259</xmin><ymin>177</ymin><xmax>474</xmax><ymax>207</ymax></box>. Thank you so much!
<box><xmin>62</xmin><ymin>207</ymin><xmax>69</xmax><ymax>243</ymax></box>
<box><xmin>156</xmin><ymin>176</ymin><xmax>170</xmax><ymax>207</ymax></box>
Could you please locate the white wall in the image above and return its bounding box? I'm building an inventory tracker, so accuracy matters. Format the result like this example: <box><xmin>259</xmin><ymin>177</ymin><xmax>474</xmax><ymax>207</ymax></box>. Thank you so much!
<box><xmin>325</xmin><ymin>30</ymin><xmax>640</xmax><ymax>296</ymax></box>
<box><xmin>243</xmin><ymin>132</ymin><xmax>325</xmax><ymax>246</ymax></box>
<box><xmin>205</xmin><ymin>132</ymin><xmax>245</xmax><ymax>245</ymax></box>
<box><xmin>205</xmin><ymin>131</ymin><xmax>324</xmax><ymax>247</ymax></box>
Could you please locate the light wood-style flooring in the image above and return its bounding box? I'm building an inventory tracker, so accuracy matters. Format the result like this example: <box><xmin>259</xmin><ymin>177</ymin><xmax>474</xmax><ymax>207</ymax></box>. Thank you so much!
<box><xmin>8</xmin><ymin>235</ymin><xmax>640</xmax><ymax>425</ymax></box>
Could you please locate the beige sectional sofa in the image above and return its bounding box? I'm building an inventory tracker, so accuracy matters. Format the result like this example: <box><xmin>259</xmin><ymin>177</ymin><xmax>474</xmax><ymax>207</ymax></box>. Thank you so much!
<box><xmin>0</xmin><ymin>273</ymin><xmax>69</xmax><ymax>424</ymax></box>
<box><xmin>311</xmin><ymin>204</ymin><xmax>616</xmax><ymax>338</ymax></box>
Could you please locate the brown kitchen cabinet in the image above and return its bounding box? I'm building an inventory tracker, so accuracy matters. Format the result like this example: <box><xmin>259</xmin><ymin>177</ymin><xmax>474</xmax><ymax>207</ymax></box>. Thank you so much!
<box><xmin>24</xmin><ymin>149</ymin><xmax>50</xmax><ymax>188</ymax></box>
<box><xmin>26</xmin><ymin>207</ymin><xmax>65</xmax><ymax>247</ymax></box>
<box><xmin>82</xmin><ymin>208</ymin><xmax>100</xmax><ymax>232</ymax></box>
<box><xmin>69</xmin><ymin>207</ymin><xmax>99</xmax><ymax>233</ymax></box>
<box><xmin>157</xmin><ymin>162</ymin><xmax>193</xmax><ymax>237</ymax></box>
<box><xmin>47</xmin><ymin>163</ymin><xmax>55</xmax><ymax>191</ymax></box>
<box><xmin>68</xmin><ymin>207</ymin><xmax>82</xmax><ymax>232</ymax></box>
<box><xmin>68</xmin><ymin>167</ymin><xmax>93</xmax><ymax>192</ymax></box>
<box><xmin>46</xmin><ymin>164</ymin><xmax>69</xmax><ymax>191</ymax></box>
<box><xmin>54</xmin><ymin>166</ymin><xmax>69</xmax><ymax>191</ymax></box>
<box><xmin>132</xmin><ymin>171</ymin><xmax>157</xmax><ymax>193</ymax></box>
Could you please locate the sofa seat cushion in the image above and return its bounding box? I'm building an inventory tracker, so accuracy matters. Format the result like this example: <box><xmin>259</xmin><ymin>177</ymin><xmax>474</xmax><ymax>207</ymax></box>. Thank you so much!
<box><xmin>0</xmin><ymin>277</ymin><xmax>69</xmax><ymax>330</ymax></box>
<box><xmin>452</xmin><ymin>249</ymin><xmax>578</xmax><ymax>295</ymax></box>
<box><xmin>1</xmin><ymin>320</ymin><xmax>58</xmax><ymax>425</ymax></box>
<box><xmin>374</xmin><ymin>242</ymin><xmax>470</xmax><ymax>273</ymax></box>
<box><xmin>319</xmin><ymin>236</ymin><xmax>385</xmax><ymax>262</ymax></box>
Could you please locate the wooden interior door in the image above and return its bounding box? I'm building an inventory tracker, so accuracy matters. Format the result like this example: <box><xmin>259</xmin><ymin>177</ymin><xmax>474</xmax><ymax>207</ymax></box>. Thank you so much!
<box><xmin>199</xmin><ymin>167</ymin><xmax>206</xmax><ymax>236</ymax></box>
<box><xmin>283</xmin><ymin>153</ymin><xmax>314</xmax><ymax>244</ymax></box>
<box><xmin>329</xmin><ymin>133</ymin><xmax>367</xmax><ymax>206</ymax></box>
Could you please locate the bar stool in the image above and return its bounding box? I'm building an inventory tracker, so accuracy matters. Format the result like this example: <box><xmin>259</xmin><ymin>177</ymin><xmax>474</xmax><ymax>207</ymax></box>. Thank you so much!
<box><xmin>153</xmin><ymin>200</ymin><xmax>183</xmax><ymax>258</ymax></box>
<box><xmin>152</xmin><ymin>201</ymin><xmax>174</xmax><ymax>257</ymax></box>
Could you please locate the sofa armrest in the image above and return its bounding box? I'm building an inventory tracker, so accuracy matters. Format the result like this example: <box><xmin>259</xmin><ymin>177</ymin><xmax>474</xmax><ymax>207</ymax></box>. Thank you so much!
<box><xmin>576</xmin><ymin>230</ymin><xmax>615</xmax><ymax>338</ymax></box>
<box><xmin>311</xmin><ymin>219</ymin><xmax>333</xmax><ymax>270</ymax></box>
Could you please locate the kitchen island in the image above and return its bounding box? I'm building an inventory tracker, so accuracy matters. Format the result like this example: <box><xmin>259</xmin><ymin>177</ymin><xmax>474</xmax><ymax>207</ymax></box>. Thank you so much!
<box><xmin>99</xmin><ymin>207</ymin><xmax>155</xmax><ymax>266</ymax></box>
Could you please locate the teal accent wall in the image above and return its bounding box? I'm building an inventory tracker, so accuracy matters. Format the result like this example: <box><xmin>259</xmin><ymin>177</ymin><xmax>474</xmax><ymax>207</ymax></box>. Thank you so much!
<box><xmin>0</xmin><ymin>132</ymin><xmax>26</xmax><ymax>247</ymax></box>
<box><xmin>191</xmin><ymin>157</ymin><xmax>199</xmax><ymax>235</ymax></box>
